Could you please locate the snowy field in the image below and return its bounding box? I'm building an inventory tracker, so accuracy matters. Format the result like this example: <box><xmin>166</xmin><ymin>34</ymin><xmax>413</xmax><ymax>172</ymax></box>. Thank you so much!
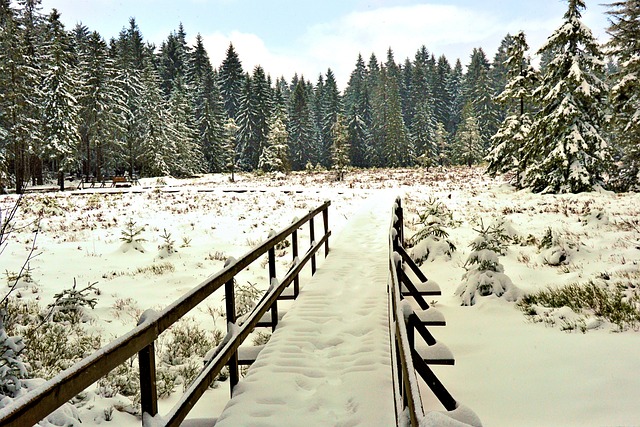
<box><xmin>1</xmin><ymin>167</ymin><xmax>640</xmax><ymax>426</ymax></box>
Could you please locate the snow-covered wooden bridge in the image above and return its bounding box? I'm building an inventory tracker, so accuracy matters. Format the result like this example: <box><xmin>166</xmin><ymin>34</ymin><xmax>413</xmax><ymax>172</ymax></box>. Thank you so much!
<box><xmin>0</xmin><ymin>193</ymin><xmax>479</xmax><ymax>427</ymax></box>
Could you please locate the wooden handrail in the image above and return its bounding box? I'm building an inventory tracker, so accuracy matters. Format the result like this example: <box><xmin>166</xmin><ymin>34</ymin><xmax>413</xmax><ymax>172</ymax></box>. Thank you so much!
<box><xmin>0</xmin><ymin>200</ymin><xmax>331</xmax><ymax>427</ymax></box>
<box><xmin>388</xmin><ymin>196</ymin><xmax>470</xmax><ymax>426</ymax></box>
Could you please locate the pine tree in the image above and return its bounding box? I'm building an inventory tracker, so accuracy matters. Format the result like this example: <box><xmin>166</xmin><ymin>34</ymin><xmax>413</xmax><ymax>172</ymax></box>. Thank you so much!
<box><xmin>433</xmin><ymin>55</ymin><xmax>452</xmax><ymax>135</ymax></box>
<box><xmin>606</xmin><ymin>0</ymin><xmax>640</xmax><ymax>190</ymax></box>
<box><xmin>525</xmin><ymin>0</ymin><xmax>612</xmax><ymax>193</ymax></box>
<box><xmin>40</xmin><ymin>9</ymin><xmax>80</xmax><ymax>190</ymax></box>
<box><xmin>258</xmin><ymin>113</ymin><xmax>289</xmax><ymax>173</ymax></box>
<box><xmin>330</xmin><ymin>113</ymin><xmax>350</xmax><ymax>180</ymax></box>
<box><xmin>486</xmin><ymin>31</ymin><xmax>538</xmax><ymax>186</ymax></box>
<box><xmin>157</xmin><ymin>23</ymin><xmax>190</xmax><ymax>96</ymax></box>
<box><xmin>219</xmin><ymin>43</ymin><xmax>244</xmax><ymax>121</ymax></box>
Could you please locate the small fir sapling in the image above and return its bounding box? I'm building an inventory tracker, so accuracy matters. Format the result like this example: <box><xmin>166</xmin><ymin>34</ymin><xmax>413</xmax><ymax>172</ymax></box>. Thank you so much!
<box><xmin>158</xmin><ymin>228</ymin><xmax>176</xmax><ymax>257</ymax></box>
<box><xmin>456</xmin><ymin>219</ymin><xmax>521</xmax><ymax>306</ymax></box>
<box><xmin>538</xmin><ymin>227</ymin><xmax>570</xmax><ymax>266</ymax></box>
<box><xmin>407</xmin><ymin>198</ymin><xmax>456</xmax><ymax>265</ymax></box>
<box><xmin>120</xmin><ymin>218</ymin><xmax>147</xmax><ymax>252</ymax></box>
<box><xmin>46</xmin><ymin>280</ymin><xmax>99</xmax><ymax>323</ymax></box>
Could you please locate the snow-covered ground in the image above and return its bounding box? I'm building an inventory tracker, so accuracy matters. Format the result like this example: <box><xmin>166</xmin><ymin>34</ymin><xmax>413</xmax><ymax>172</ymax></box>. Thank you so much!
<box><xmin>1</xmin><ymin>167</ymin><xmax>639</xmax><ymax>426</ymax></box>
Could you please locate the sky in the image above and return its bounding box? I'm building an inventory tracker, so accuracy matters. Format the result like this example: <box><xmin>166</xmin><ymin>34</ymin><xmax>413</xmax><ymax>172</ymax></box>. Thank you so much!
<box><xmin>38</xmin><ymin>0</ymin><xmax>612</xmax><ymax>88</ymax></box>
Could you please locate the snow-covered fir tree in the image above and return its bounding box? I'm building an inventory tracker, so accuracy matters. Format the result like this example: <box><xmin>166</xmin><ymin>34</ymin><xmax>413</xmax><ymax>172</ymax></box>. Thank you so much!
<box><xmin>287</xmin><ymin>79</ymin><xmax>316</xmax><ymax>170</ymax></box>
<box><xmin>166</xmin><ymin>75</ymin><xmax>204</xmax><ymax>177</ymax></box>
<box><xmin>40</xmin><ymin>9</ymin><xmax>80</xmax><ymax>191</ymax></box>
<box><xmin>524</xmin><ymin>0</ymin><xmax>612</xmax><ymax>193</ymax></box>
<box><xmin>221</xmin><ymin>117</ymin><xmax>239</xmax><ymax>181</ymax></box>
<box><xmin>343</xmin><ymin>54</ymin><xmax>373</xmax><ymax>168</ymax></box>
<box><xmin>219</xmin><ymin>43</ymin><xmax>244</xmax><ymax>121</ymax></box>
<box><xmin>451</xmin><ymin>103</ymin><xmax>483</xmax><ymax>166</ymax></box>
<box><xmin>456</xmin><ymin>220</ymin><xmax>521</xmax><ymax>306</ymax></box>
<box><xmin>137</xmin><ymin>57</ymin><xmax>173</xmax><ymax>177</ymax></box>
<box><xmin>75</xmin><ymin>28</ymin><xmax>126</xmax><ymax>180</ymax></box>
<box><xmin>606</xmin><ymin>0</ymin><xmax>640</xmax><ymax>190</ymax></box>
<box><xmin>434</xmin><ymin>122</ymin><xmax>449</xmax><ymax>166</ymax></box>
<box><xmin>330</xmin><ymin>114</ymin><xmax>350</xmax><ymax>180</ymax></box>
<box><xmin>486</xmin><ymin>31</ymin><xmax>538</xmax><ymax>187</ymax></box>
<box><xmin>258</xmin><ymin>113</ymin><xmax>289</xmax><ymax>173</ymax></box>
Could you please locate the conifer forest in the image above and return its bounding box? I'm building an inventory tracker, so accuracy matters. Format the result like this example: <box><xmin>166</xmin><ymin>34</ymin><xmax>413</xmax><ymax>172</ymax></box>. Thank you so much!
<box><xmin>0</xmin><ymin>0</ymin><xmax>639</xmax><ymax>194</ymax></box>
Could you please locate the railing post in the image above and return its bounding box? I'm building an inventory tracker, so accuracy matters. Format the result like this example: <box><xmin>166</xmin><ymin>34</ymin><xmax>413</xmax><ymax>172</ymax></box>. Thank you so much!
<box><xmin>292</xmin><ymin>228</ymin><xmax>299</xmax><ymax>297</ymax></box>
<box><xmin>309</xmin><ymin>217</ymin><xmax>316</xmax><ymax>274</ymax></box>
<box><xmin>139</xmin><ymin>342</ymin><xmax>158</xmax><ymax>422</ymax></box>
<box><xmin>268</xmin><ymin>233</ymin><xmax>278</xmax><ymax>332</ymax></box>
<box><xmin>322</xmin><ymin>205</ymin><xmax>329</xmax><ymax>257</ymax></box>
<box><xmin>224</xmin><ymin>258</ymin><xmax>239</xmax><ymax>395</ymax></box>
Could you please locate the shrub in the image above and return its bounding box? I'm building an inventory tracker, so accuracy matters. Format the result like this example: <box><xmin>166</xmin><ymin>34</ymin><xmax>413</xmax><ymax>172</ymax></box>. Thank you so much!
<box><xmin>162</xmin><ymin>320</ymin><xmax>213</xmax><ymax>366</ymax></box>
<box><xmin>21</xmin><ymin>321</ymin><xmax>101</xmax><ymax>380</ymax></box>
<box><xmin>518</xmin><ymin>280</ymin><xmax>640</xmax><ymax>331</ymax></box>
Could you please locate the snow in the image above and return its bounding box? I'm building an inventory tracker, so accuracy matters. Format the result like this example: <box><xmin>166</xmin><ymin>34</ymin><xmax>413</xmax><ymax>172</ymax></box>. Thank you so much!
<box><xmin>1</xmin><ymin>168</ymin><xmax>640</xmax><ymax>426</ymax></box>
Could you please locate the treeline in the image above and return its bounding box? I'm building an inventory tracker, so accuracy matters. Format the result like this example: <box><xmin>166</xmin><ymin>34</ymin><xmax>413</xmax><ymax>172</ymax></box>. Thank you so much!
<box><xmin>1</xmin><ymin>0</ymin><xmax>639</xmax><ymax>194</ymax></box>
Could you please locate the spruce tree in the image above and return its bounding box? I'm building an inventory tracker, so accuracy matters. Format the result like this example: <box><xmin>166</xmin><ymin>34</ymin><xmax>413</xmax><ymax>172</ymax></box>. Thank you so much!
<box><xmin>166</xmin><ymin>75</ymin><xmax>203</xmax><ymax>177</ymax></box>
<box><xmin>464</xmin><ymin>48</ymin><xmax>498</xmax><ymax>151</ymax></box>
<box><xmin>525</xmin><ymin>0</ymin><xmax>612</xmax><ymax>193</ymax></box>
<box><xmin>330</xmin><ymin>113</ymin><xmax>350</xmax><ymax>180</ymax></box>
<box><xmin>236</xmin><ymin>66</ymin><xmax>272</xmax><ymax>170</ymax></box>
<box><xmin>189</xmin><ymin>35</ymin><xmax>225</xmax><ymax>172</ymax></box>
<box><xmin>287</xmin><ymin>79</ymin><xmax>315</xmax><ymax>170</ymax></box>
<box><xmin>320</xmin><ymin>69</ymin><xmax>341</xmax><ymax>168</ymax></box>
<box><xmin>219</xmin><ymin>43</ymin><xmax>244</xmax><ymax>121</ymax></box>
<box><xmin>40</xmin><ymin>9</ymin><xmax>80</xmax><ymax>190</ymax></box>
<box><xmin>372</xmin><ymin>66</ymin><xmax>413</xmax><ymax>167</ymax></box>
<box><xmin>486</xmin><ymin>31</ymin><xmax>538</xmax><ymax>187</ymax></box>
<box><xmin>451</xmin><ymin>102</ymin><xmax>483</xmax><ymax>167</ymax></box>
<box><xmin>221</xmin><ymin>118</ymin><xmax>239</xmax><ymax>181</ymax></box>
<box><xmin>433</xmin><ymin>55</ymin><xmax>451</xmax><ymax>133</ymax></box>
<box><xmin>445</xmin><ymin>59</ymin><xmax>464</xmax><ymax>139</ymax></box>
<box><xmin>606</xmin><ymin>0</ymin><xmax>640</xmax><ymax>190</ymax></box>
<box><xmin>434</xmin><ymin>122</ymin><xmax>449</xmax><ymax>166</ymax></box>
<box><xmin>258</xmin><ymin>113</ymin><xmax>289</xmax><ymax>173</ymax></box>
<box><xmin>75</xmin><ymin>30</ymin><xmax>126</xmax><ymax>180</ymax></box>
<box><xmin>344</xmin><ymin>54</ymin><xmax>373</xmax><ymax>168</ymax></box>
<box><xmin>1</xmin><ymin>0</ymin><xmax>45</xmax><ymax>192</ymax></box>
<box><xmin>137</xmin><ymin>56</ymin><xmax>173</xmax><ymax>177</ymax></box>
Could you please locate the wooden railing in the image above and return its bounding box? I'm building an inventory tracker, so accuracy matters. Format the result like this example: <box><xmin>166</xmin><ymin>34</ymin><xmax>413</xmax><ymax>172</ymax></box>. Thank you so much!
<box><xmin>388</xmin><ymin>197</ymin><xmax>479</xmax><ymax>426</ymax></box>
<box><xmin>0</xmin><ymin>201</ymin><xmax>331</xmax><ymax>427</ymax></box>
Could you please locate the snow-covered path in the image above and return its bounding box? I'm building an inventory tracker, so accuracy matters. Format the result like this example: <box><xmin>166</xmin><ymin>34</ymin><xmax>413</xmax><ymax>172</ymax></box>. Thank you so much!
<box><xmin>213</xmin><ymin>192</ymin><xmax>397</xmax><ymax>427</ymax></box>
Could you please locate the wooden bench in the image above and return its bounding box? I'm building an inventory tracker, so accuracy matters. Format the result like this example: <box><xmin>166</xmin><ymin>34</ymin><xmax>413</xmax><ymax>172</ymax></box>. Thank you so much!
<box><xmin>111</xmin><ymin>175</ymin><xmax>140</xmax><ymax>187</ymax></box>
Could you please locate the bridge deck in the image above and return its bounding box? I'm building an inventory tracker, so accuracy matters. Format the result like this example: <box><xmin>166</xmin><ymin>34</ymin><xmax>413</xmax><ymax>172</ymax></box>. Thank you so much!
<box><xmin>213</xmin><ymin>193</ymin><xmax>396</xmax><ymax>427</ymax></box>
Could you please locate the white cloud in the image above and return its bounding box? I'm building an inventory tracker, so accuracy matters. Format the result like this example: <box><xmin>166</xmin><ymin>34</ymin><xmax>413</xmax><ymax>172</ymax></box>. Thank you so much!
<box><xmin>200</xmin><ymin>31</ymin><xmax>316</xmax><ymax>81</ymax></box>
<box><xmin>199</xmin><ymin>2</ymin><xmax>612</xmax><ymax>89</ymax></box>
